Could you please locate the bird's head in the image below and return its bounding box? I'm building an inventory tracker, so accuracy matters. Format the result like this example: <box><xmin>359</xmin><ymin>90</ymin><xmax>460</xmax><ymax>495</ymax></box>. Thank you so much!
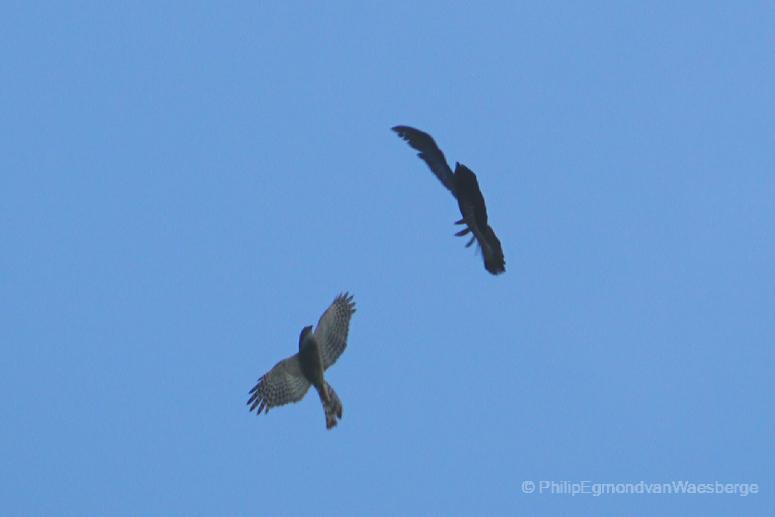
<box><xmin>298</xmin><ymin>325</ymin><xmax>314</xmax><ymax>351</ymax></box>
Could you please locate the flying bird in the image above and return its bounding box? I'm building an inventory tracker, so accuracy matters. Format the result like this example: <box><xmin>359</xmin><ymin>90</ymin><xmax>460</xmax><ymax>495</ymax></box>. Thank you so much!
<box><xmin>247</xmin><ymin>293</ymin><xmax>356</xmax><ymax>429</ymax></box>
<box><xmin>392</xmin><ymin>125</ymin><xmax>505</xmax><ymax>275</ymax></box>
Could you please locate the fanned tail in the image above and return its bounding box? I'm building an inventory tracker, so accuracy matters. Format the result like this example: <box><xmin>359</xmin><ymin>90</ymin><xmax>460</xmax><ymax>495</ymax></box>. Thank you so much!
<box><xmin>318</xmin><ymin>382</ymin><xmax>343</xmax><ymax>430</ymax></box>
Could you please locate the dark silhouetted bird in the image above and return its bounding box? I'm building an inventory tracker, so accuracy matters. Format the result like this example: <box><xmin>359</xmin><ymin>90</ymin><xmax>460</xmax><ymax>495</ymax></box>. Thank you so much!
<box><xmin>392</xmin><ymin>125</ymin><xmax>505</xmax><ymax>275</ymax></box>
<box><xmin>247</xmin><ymin>293</ymin><xmax>356</xmax><ymax>429</ymax></box>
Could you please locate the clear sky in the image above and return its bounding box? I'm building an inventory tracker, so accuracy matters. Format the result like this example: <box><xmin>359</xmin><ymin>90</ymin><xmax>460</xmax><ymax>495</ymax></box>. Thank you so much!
<box><xmin>2</xmin><ymin>2</ymin><xmax>773</xmax><ymax>516</ymax></box>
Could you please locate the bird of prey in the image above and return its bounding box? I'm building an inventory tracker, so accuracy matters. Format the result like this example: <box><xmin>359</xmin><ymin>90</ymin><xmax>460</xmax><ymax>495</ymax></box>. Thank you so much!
<box><xmin>247</xmin><ymin>293</ymin><xmax>356</xmax><ymax>429</ymax></box>
<box><xmin>392</xmin><ymin>125</ymin><xmax>506</xmax><ymax>275</ymax></box>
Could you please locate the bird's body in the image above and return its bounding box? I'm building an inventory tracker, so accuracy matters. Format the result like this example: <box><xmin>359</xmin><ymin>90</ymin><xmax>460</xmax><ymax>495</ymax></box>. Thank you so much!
<box><xmin>392</xmin><ymin>125</ymin><xmax>505</xmax><ymax>275</ymax></box>
<box><xmin>247</xmin><ymin>293</ymin><xmax>355</xmax><ymax>429</ymax></box>
<box><xmin>297</xmin><ymin>326</ymin><xmax>324</xmax><ymax>387</ymax></box>
<box><xmin>296</xmin><ymin>326</ymin><xmax>342</xmax><ymax>428</ymax></box>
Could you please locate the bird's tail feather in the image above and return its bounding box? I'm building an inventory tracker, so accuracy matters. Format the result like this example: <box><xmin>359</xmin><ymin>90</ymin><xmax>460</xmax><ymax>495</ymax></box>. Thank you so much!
<box><xmin>318</xmin><ymin>382</ymin><xmax>343</xmax><ymax>430</ymax></box>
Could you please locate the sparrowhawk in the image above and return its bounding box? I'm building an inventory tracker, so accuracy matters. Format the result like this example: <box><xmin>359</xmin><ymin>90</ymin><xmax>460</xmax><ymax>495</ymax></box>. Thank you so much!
<box><xmin>247</xmin><ymin>293</ymin><xmax>356</xmax><ymax>429</ymax></box>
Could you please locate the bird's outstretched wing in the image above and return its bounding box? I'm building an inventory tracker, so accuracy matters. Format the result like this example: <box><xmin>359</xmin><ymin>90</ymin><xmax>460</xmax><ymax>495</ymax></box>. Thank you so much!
<box><xmin>247</xmin><ymin>355</ymin><xmax>311</xmax><ymax>414</ymax></box>
<box><xmin>454</xmin><ymin>165</ymin><xmax>506</xmax><ymax>275</ymax></box>
<box><xmin>314</xmin><ymin>292</ymin><xmax>356</xmax><ymax>370</ymax></box>
<box><xmin>392</xmin><ymin>125</ymin><xmax>456</xmax><ymax>194</ymax></box>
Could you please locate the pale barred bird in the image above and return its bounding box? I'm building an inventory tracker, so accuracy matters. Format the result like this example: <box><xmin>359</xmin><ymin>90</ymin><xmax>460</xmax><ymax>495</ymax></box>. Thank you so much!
<box><xmin>392</xmin><ymin>125</ymin><xmax>506</xmax><ymax>275</ymax></box>
<box><xmin>247</xmin><ymin>293</ymin><xmax>356</xmax><ymax>429</ymax></box>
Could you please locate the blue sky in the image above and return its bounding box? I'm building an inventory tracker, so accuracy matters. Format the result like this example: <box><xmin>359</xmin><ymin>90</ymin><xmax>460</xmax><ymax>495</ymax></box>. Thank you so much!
<box><xmin>2</xmin><ymin>2</ymin><xmax>773</xmax><ymax>515</ymax></box>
